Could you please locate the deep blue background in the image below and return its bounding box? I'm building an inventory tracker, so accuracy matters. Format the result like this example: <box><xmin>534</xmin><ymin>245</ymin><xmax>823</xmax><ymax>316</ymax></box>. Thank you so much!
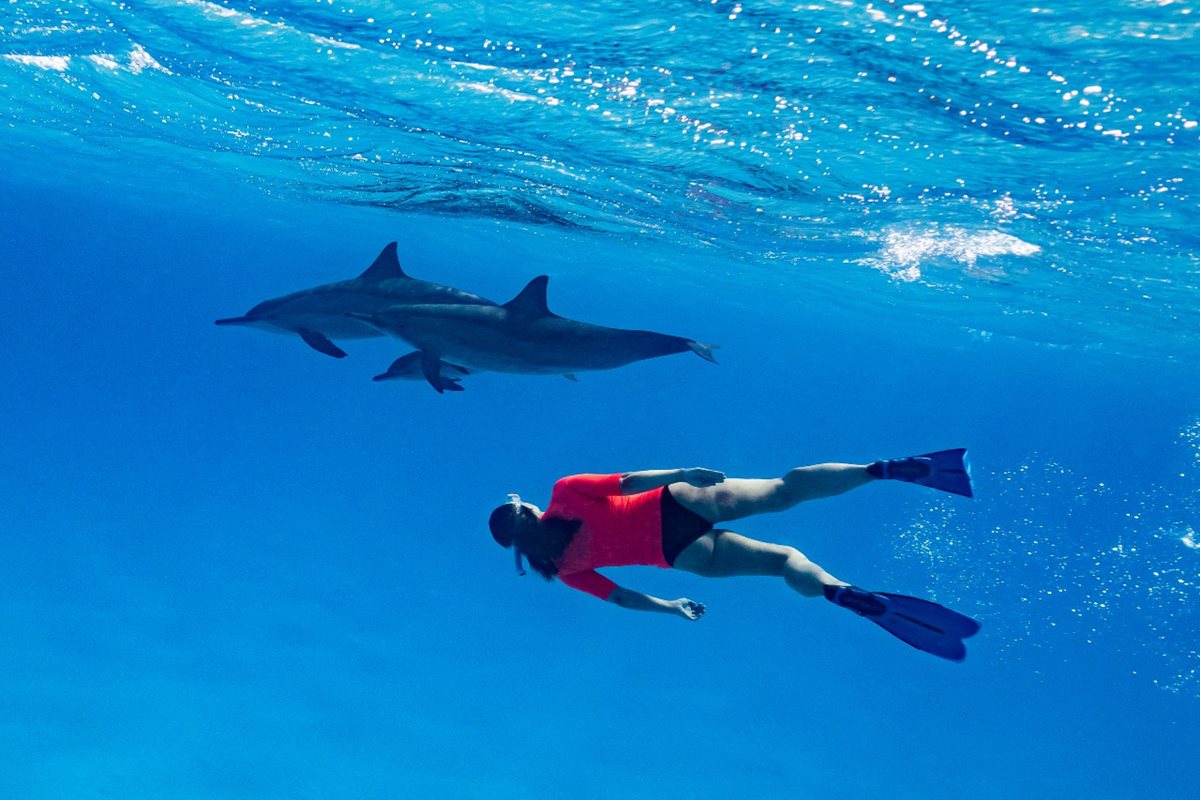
<box><xmin>1</xmin><ymin>171</ymin><xmax>1194</xmax><ymax>799</ymax></box>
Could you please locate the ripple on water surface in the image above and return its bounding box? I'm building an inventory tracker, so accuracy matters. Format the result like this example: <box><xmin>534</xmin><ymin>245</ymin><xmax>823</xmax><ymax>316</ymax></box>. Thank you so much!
<box><xmin>1</xmin><ymin>1</ymin><xmax>1197</xmax><ymax>357</ymax></box>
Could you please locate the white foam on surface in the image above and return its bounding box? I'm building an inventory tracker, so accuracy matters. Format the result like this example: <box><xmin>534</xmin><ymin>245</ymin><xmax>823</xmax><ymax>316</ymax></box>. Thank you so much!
<box><xmin>4</xmin><ymin>54</ymin><xmax>70</xmax><ymax>71</ymax></box>
<box><xmin>864</xmin><ymin>225</ymin><xmax>1042</xmax><ymax>281</ymax></box>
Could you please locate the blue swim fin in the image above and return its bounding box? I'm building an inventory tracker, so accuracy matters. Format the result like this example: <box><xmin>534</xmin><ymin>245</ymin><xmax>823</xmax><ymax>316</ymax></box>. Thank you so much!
<box><xmin>824</xmin><ymin>585</ymin><xmax>981</xmax><ymax>662</ymax></box>
<box><xmin>867</xmin><ymin>448</ymin><xmax>973</xmax><ymax>498</ymax></box>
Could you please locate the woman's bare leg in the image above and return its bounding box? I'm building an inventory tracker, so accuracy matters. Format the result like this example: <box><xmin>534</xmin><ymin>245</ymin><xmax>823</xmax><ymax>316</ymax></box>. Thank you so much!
<box><xmin>669</xmin><ymin>463</ymin><xmax>873</xmax><ymax>524</ymax></box>
<box><xmin>672</xmin><ymin>530</ymin><xmax>846</xmax><ymax>597</ymax></box>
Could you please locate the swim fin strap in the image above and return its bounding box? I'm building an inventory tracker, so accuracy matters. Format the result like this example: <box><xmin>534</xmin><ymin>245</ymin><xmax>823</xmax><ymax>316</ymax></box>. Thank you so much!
<box><xmin>824</xmin><ymin>585</ymin><xmax>981</xmax><ymax>662</ymax></box>
<box><xmin>867</xmin><ymin>448</ymin><xmax>973</xmax><ymax>498</ymax></box>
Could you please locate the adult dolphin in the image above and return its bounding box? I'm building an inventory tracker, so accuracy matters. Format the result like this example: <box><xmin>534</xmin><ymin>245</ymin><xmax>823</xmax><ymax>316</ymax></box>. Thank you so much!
<box><xmin>214</xmin><ymin>242</ymin><xmax>496</xmax><ymax>358</ymax></box>
<box><xmin>353</xmin><ymin>276</ymin><xmax>718</xmax><ymax>393</ymax></box>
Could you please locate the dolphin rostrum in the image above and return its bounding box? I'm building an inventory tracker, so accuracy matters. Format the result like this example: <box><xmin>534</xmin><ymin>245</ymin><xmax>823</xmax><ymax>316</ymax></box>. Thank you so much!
<box><xmin>351</xmin><ymin>276</ymin><xmax>718</xmax><ymax>393</ymax></box>
<box><xmin>214</xmin><ymin>242</ymin><xmax>496</xmax><ymax>358</ymax></box>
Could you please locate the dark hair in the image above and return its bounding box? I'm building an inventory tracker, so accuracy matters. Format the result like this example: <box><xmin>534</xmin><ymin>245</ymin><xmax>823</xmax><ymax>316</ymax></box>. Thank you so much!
<box><xmin>488</xmin><ymin>503</ymin><xmax>581</xmax><ymax>580</ymax></box>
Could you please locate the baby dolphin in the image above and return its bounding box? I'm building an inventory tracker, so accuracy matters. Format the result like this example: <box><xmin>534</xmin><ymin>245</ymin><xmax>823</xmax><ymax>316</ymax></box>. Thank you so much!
<box><xmin>373</xmin><ymin>351</ymin><xmax>472</xmax><ymax>391</ymax></box>
<box><xmin>215</xmin><ymin>242</ymin><xmax>495</xmax><ymax>358</ymax></box>
<box><xmin>352</xmin><ymin>276</ymin><xmax>718</xmax><ymax>393</ymax></box>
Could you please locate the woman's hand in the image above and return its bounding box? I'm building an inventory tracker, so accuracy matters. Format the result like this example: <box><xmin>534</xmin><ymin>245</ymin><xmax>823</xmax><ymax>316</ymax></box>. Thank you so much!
<box><xmin>673</xmin><ymin>598</ymin><xmax>706</xmax><ymax>621</ymax></box>
<box><xmin>610</xmin><ymin>588</ymin><xmax>706</xmax><ymax>619</ymax></box>
<box><xmin>683</xmin><ymin>468</ymin><xmax>725</xmax><ymax>488</ymax></box>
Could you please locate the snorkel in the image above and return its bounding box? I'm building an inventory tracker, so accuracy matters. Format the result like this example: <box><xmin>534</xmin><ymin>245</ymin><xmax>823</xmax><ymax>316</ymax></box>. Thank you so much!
<box><xmin>507</xmin><ymin>493</ymin><xmax>528</xmax><ymax>576</ymax></box>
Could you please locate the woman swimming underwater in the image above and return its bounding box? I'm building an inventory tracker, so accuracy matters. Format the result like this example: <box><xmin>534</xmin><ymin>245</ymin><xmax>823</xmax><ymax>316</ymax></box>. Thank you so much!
<box><xmin>489</xmin><ymin>450</ymin><xmax>980</xmax><ymax>661</ymax></box>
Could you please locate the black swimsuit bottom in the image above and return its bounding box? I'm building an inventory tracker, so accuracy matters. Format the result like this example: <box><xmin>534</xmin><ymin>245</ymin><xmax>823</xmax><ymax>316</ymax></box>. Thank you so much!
<box><xmin>661</xmin><ymin>487</ymin><xmax>714</xmax><ymax>566</ymax></box>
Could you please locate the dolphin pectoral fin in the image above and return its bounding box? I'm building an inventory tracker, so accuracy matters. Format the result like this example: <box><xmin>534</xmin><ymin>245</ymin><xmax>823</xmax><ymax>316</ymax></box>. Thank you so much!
<box><xmin>444</xmin><ymin>362</ymin><xmax>471</xmax><ymax>377</ymax></box>
<box><xmin>563</xmin><ymin>373</ymin><xmax>579</xmax><ymax>382</ymax></box>
<box><xmin>442</xmin><ymin>377</ymin><xmax>465</xmax><ymax>392</ymax></box>
<box><xmin>687</xmin><ymin>341</ymin><xmax>719</xmax><ymax>364</ymax></box>
<box><xmin>299</xmin><ymin>329</ymin><xmax>348</xmax><ymax>358</ymax></box>
<box><xmin>420</xmin><ymin>351</ymin><xmax>450</xmax><ymax>393</ymax></box>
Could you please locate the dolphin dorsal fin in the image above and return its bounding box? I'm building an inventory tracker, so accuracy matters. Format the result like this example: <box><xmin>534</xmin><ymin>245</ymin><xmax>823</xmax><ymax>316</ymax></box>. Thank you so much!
<box><xmin>502</xmin><ymin>276</ymin><xmax>554</xmax><ymax>320</ymax></box>
<box><xmin>358</xmin><ymin>242</ymin><xmax>408</xmax><ymax>282</ymax></box>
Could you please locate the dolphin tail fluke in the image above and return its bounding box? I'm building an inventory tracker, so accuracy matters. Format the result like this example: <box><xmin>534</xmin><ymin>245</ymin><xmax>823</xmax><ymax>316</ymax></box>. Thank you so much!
<box><xmin>214</xmin><ymin>316</ymin><xmax>252</xmax><ymax>326</ymax></box>
<box><xmin>687</xmin><ymin>341</ymin><xmax>720</xmax><ymax>364</ymax></box>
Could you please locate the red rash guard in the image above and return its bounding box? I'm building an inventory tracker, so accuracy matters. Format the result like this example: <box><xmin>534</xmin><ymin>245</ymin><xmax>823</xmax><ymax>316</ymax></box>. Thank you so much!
<box><xmin>544</xmin><ymin>473</ymin><xmax>668</xmax><ymax>600</ymax></box>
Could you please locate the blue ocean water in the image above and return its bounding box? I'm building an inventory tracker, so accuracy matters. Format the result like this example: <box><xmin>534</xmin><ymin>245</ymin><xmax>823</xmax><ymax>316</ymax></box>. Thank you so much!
<box><xmin>1</xmin><ymin>1</ymin><xmax>1197</xmax><ymax>797</ymax></box>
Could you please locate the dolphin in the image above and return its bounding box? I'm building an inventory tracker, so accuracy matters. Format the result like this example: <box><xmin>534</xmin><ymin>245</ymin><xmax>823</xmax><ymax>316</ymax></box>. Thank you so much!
<box><xmin>372</xmin><ymin>351</ymin><xmax>472</xmax><ymax>391</ymax></box>
<box><xmin>214</xmin><ymin>242</ymin><xmax>496</xmax><ymax>358</ymax></box>
<box><xmin>351</xmin><ymin>276</ymin><xmax>718</xmax><ymax>393</ymax></box>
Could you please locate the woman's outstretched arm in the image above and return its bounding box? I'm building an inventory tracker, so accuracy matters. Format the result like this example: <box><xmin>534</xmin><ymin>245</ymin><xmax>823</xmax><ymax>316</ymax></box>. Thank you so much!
<box><xmin>608</xmin><ymin>586</ymin><xmax>706</xmax><ymax>620</ymax></box>
<box><xmin>620</xmin><ymin>468</ymin><xmax>725</xmax><ymax>495</ymax></box>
